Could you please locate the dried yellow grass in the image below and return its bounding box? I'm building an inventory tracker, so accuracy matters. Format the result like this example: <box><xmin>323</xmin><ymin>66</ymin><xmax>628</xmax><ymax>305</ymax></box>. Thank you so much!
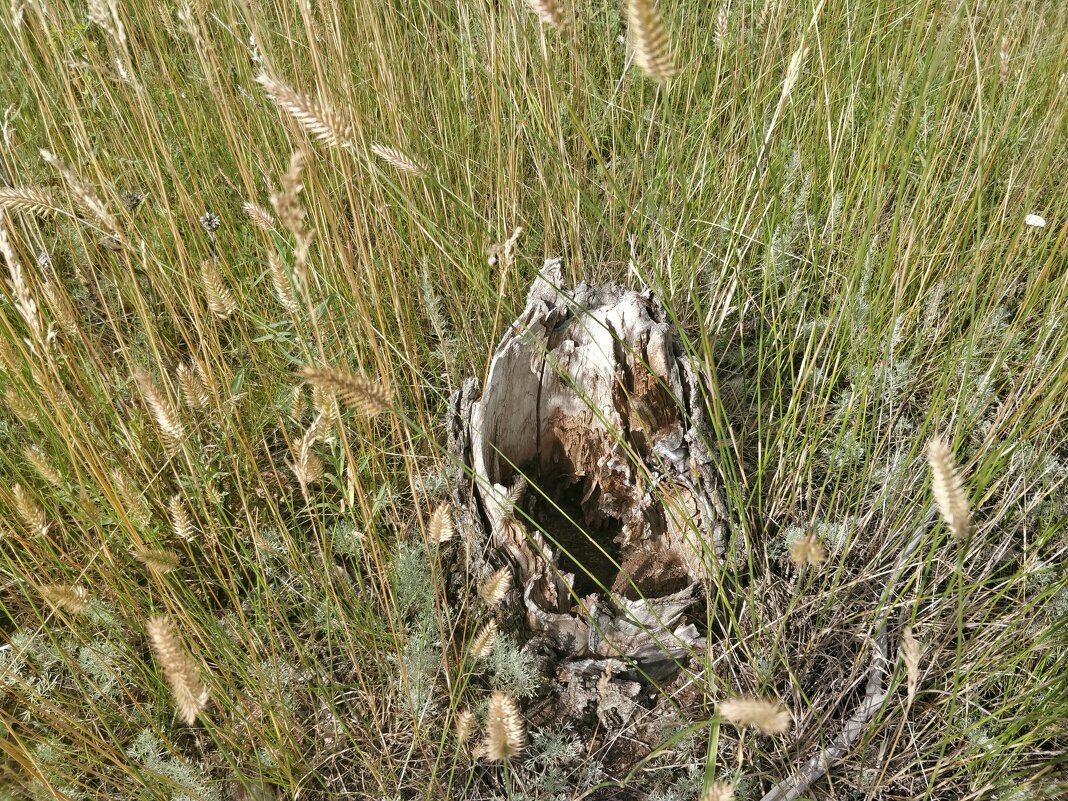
<box><xmin>256</xmin><ymin>73</ymin><xmax>352</xmax><ymax>148</ymax></box>
<box><xmin>147</xmin><ymin>615</ymin><xmax>208</xmax><ymax>725</ymax></box>
<box><xmin>719</xmin><ymin>696</ymin><xmax>792</xmax><ymax>735</ymax></box>
<box><xmin>298</xmin><ymin>366</ymin><xmax>393</xmax><ymax>417</ymax></box>
<box><xmin>626</xmin><ymin>0</ymin><xmax>678</xmax><ymax>82</ymax></box>
<box><xmin>479</xmin><ymin>566</ymin><xmax>512</xmax><ymax>608</ymax></box>
<box><xmin>481</xmin><ymin>691</ymin><xmax>527</xmax><ymax>761</ymax></box>
<box><xmin>927</xmin><ymin>436</ymin><xmax>969</xmax><ymax>539</ymax></box>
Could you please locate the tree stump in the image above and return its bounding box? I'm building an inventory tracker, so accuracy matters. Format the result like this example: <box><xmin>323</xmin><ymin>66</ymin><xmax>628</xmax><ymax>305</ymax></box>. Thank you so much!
<box><xmin>449</xmin><ymin>261</ymin><xmax>727</xmax><ymax>710</ymax></box>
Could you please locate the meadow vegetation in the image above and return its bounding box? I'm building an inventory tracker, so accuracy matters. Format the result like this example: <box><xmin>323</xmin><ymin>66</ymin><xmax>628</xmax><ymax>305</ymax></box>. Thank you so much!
<box><xmin>0</xmin><ymin>0</ymin><xmax>1066</xmax><ymax>799</ymax></box>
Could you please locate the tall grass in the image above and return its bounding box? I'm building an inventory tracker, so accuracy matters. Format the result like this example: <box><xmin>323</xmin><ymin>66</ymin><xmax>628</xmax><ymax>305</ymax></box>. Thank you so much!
<box><xmin>0</xmin><ymin>1</ymin><xmax>1065</xmax><ymax>799</ymax></box>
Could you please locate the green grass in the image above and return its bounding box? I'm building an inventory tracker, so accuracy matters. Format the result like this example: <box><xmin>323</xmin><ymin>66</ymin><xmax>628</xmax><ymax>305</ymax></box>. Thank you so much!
<box><xmin>0</xmin><ymin>0</ymin><xmax>1066</xmax><ymax>799</ymax></box>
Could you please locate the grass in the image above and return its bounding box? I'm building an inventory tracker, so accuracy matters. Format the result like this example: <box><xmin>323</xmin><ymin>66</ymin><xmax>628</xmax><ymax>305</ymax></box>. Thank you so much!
<box><xmin>0</xmin><ymin>0</ymin><xmax>1066</xmax><ymax>799</ymax></box>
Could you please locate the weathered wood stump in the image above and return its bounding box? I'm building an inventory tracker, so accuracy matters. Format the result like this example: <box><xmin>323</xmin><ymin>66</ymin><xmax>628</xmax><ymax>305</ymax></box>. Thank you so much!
<box><xmin>449</xmin><ymin>261</ymin><xmax>727</xmax><ymax>709</ymax></box>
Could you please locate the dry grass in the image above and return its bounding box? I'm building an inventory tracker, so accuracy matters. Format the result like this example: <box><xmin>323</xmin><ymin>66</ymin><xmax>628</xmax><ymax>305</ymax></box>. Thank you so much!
<box><xmin>0</xmin><ymin>0</ymin><xmax>1065</xmax><ymax>799</ymax></box>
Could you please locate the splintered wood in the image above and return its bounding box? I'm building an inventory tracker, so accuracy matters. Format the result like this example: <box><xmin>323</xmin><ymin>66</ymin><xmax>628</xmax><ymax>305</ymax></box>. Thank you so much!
<box><xmin>449</xmin><ymin>261</ymin><xmax>726</xmax><ymax>690</ymax></box>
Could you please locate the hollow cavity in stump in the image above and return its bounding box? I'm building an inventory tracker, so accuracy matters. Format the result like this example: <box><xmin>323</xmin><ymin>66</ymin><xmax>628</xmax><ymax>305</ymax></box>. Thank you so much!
<box><xmin>450</xmin><ymin>261</ymin><xmax>727</xmax><ymax>686</ymax></box>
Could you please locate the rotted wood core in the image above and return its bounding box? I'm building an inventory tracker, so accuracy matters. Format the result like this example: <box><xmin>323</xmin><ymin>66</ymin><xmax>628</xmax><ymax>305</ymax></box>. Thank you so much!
<box><xmin>449</xmin><ymin>260</ymin><xmax>728</xmax><ymax>682</ymax></box>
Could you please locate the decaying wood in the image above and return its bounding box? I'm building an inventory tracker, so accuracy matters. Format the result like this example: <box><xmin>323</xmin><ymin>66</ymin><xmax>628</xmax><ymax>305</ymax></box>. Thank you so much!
<box><xmin>450</xmin><ymin>261</ymin><xmax>726</xmax><ymax>685</ymax></box>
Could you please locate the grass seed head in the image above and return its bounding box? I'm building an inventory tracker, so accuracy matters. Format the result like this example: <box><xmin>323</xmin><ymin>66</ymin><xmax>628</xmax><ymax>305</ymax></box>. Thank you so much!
<box><xmin>927</xmin><ymin>435</ymin><xmax>970</xmax><ymax>539</ymax></box>
<box><xmin>201</xmin><ymin>261</ymin><xmax>237</xmax><ymax>319</ymax></box>
<box><xmin>370</xmin><ymin>144</ymin><xmax>427</xmax><ymax>177</ymax></box>
<box><xmin>506</xmin><ymin>476</ymin><xmax>528</xmax><ymax>516</ymax></box>
<box><xmin>719</xmin><ymin>696</ymin><xmax>792</xmax><ymax>735</ymax></box>
<box><xmin>469</xmin><ymin>619</ymin><xmax>498</xmax><ymax>660</ymax></box>
<box><xmin>134</xmin><ymin>546</ymin><xmax>181</xmax><ymax>574</ymax></box>
<box><xmin>169</xmin><ymin>495</ymin><xmax>196</xmax><ymax>541</ymax></box>
<box><xmin>269</xmin><ymin>252</ymin><xmax>300</xmax><ymax>314</ymax></box>
<box><xmin>479</xmin><ymin>566</ymin><xmax>512</xmax><ymax>608</ymax></box>
<box><xmin>702</xmin><ymin>781</ymin><xmax>735</xmax><ymax>801</ymax></box>
<box><xmin>41</xmin><ymin>281</ymin><xmax>79</xmax><ymax>336</ymax></box>
<box><xmin>147</xmin><ymin>615</ymin><xmax>209</xmax><ymax>725</ymax></box>
<box><xmin>39</xmin><ymin>149</ymin><xmax>120</xmax><ymax>235</ymax></box>
<box><xmin>0</xmin><ymin>186</ymin><xmax>61</xmax><ymax>217</ymax></box>
<box><xmin>714</xmin><ymin>7</ymin><xmax>728</xmax><ymax>45</ymax></box>
<box><xmin>758</xmin><ymin>0</ymin><xmax>778</xmax><ymax>32</ymax></box>
<box><xmin>524</xmin><ymin>0</ymin><xmax>570</xmax><ymax>29</ymax></box>
<box><xmin>288</xmin><ymin>423</ymin><xmax>324</xmax><ymax>486</ymax></box>
<box><xmin>626</xmin><ymin>0</ymin><xmax>678</xmax><ymax>82</ymax></box>
<box><xmin>37</xmin><ymin>584</ymin><xmax>89</xmax><ymax>614</ymax></box>
<box><xmin>24</xmin><ymin>445</ymin><xmax>63</xmax><ymax>487</ymax></box>
<box><xmin>789</xmin><ymin>530</ymin><xmax>827</xmax><ymax>566</ymax></box>
<box><xmin>256</xmin><ymin>73</ymin><xmax>352</xmax><ymax>148</ymax></box>
<box><xmin>455</xmin><ymin>708</ymin><xmax>475</xmax><ymax>749</ymax></box>
<box><xmin>111</xmin><ymin>468</ymin><xmax>151</xmax><ymax>527</ymax></box>
<box><xmin>428</xmin><ymin>502</ymin><xmax>455</xmax><ymax>544</ymax></box>
<box><xmin>299</xmin><ymin>366</ymin><xmax>392</xmax><ymax>417</ymax></box>
<box><xmin>901</xmin><ymin>626</ymin><xmax>922</xmax><ymax>704</ymax></box>
<box><xmin>88</xmin><ymin>0</ymin><xmax>127</xmax><ymax>49</ymax></box>
<box><xmin>242</xmin><ymin>201</ymin><xmax>276</xmax><ymax>232</ymax></box>
<box><xmin>5</xmin><ymin>386</ymin><xmax>38</xmax><ymax>423</ymax></box>
<box><xmin>271</xmin><ymin>151</ymin><xmax>308</xmax><ymax>236</ymax></box>
<box><xmin>134</xmin><ymin>369</ymin><xmax>185</xmax><ymax>446</ymax></box>
<box><xmin>12</xmin><ymin>483</ymin><xmax>49</xmax><ymax>537</ymax></box>
<box><xmin>177</xmin><ymin>363</ymin><xmax>211</xmax><ymax>411</ymax></box>
<box><xmin>482</xmin><ymin>691</ymin><xmax>527</xmax><ymax>761</ymax></box>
